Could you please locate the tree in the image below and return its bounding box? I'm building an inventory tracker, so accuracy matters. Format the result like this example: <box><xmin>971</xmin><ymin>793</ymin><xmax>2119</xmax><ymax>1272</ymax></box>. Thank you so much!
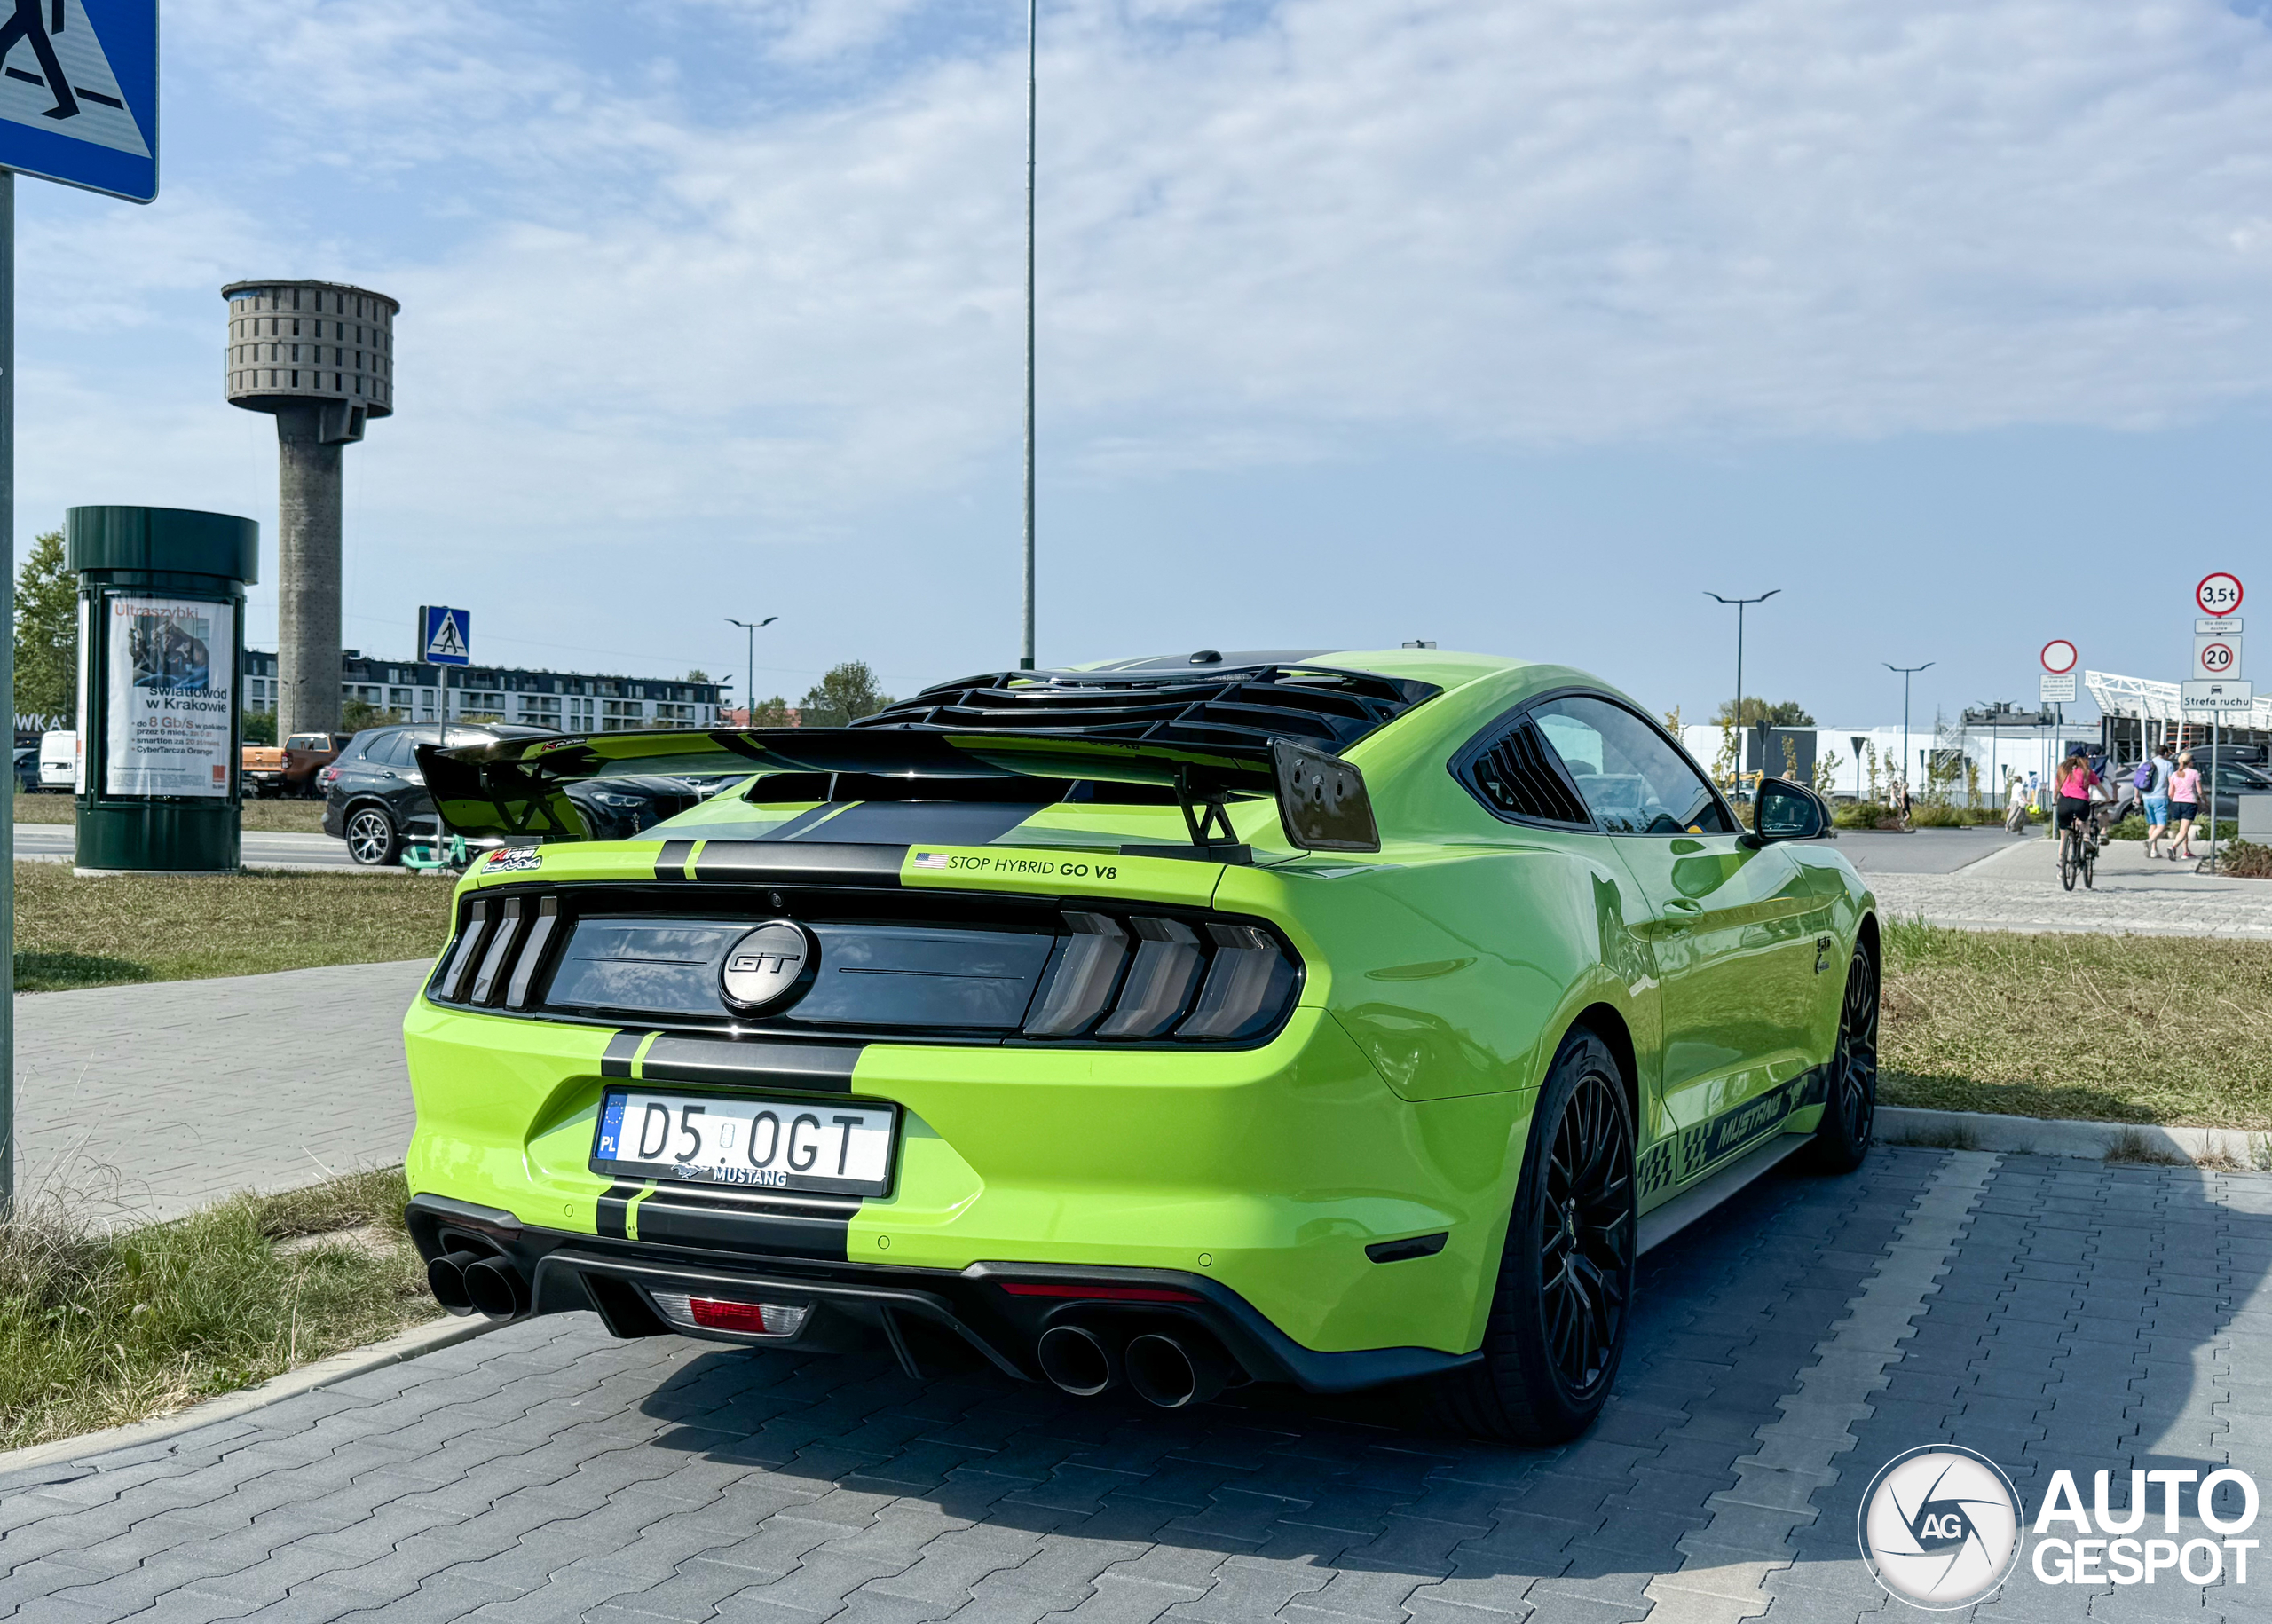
<box><xmin>242</xmin><ymin>709</ymin><xmax>277</xmax><ymax>745</ymax></box>
<box><xmin>797</xmin><ymin>662</ymin><xmax>894</xmax><ymax>728</ymax></box>
<box><xmin>685</xmin><ymin>667</ymin><xmax>713</xmax><ymax>683</ymax></box>
<box><xmin>748</xmin><ymin>695</ymin><xmax>795</xmax><ymax>727</ymax></box>
<box><xmin>15</xmin><ymin>531</ymin><xmax>76</xmax><ymax>729</ymax></box>
<box><xmin>1713</xmin><ymin>697</ymin><xmax>1815</xmax><ymax>727</ymax></box>
<box><xmin>342</xmin><ymin>698</ymin><xmax>405</xmax><ymax>732</ymax></box>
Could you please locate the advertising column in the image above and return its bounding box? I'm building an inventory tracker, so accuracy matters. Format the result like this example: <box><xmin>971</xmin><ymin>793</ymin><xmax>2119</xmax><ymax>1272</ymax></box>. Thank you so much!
<box><xmin>66</xmin><ymin>507</ymin><xmax>258</xmax><ymax>873</ymax></box>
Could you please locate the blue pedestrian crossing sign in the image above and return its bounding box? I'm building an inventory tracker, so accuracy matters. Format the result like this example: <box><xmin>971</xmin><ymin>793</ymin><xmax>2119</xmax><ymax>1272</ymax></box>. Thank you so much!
<box><xmin>419</xmin><ymin>606</ymin><xmax>471</xmax><ymax>667</ymax></box>
<box><xmin>0</xmin><ymin>0</ymin><xmax>157</xmax><ymax>203</ymax></box>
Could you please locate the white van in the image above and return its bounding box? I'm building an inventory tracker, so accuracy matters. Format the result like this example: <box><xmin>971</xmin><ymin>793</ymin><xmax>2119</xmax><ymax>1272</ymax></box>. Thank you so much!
<box><xmin>37</xmin><ymin>729</ymin><xmax>76</xmax><ymax>792</ymax></box>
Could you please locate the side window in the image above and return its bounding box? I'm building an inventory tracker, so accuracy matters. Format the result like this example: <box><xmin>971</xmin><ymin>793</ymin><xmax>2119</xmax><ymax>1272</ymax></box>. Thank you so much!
<box><xmin>1531</xmin><ymin>696</ymin><xmax>1735</xmax><ymax>835</ymax></box>
<box><xmin>375</xmin><ymin>732</ymin><xmax>414</xmax><ymax>767</ymax></box>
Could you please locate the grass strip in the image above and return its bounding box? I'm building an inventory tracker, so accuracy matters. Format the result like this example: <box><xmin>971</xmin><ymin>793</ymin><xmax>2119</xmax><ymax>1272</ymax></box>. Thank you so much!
<box><xmin>1881</xmin><ymin>915</ymin><xmax>2272</xmax><ymax>1129</ymax></box>
<box><xmin>14</xmin><ymin>793</ymin><xmax>330</xmax><ymax>834</ymax></box>
<box><xmin>0</xmin><ymin>1167</ymin><xmax>442</xmax><ymax>1451</ymax></box>
<box><xmin>13</xmin><ymin>862</ymin><xmax>452</xmax><ymax>991</ymax></box>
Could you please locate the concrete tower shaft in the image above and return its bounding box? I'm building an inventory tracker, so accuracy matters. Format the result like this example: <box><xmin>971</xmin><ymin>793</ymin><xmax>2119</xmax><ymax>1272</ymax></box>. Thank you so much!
<box><xmin>221</xmin><ymin>280</ymin><xmax>398</xmax><ymax>737</ymax></box>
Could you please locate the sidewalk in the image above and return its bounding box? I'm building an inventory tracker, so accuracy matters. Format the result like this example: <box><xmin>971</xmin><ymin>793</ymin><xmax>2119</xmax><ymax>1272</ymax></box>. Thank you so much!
<box><xmin>1866</xmin><ymin>828</ymin><xmax>2272</xmax><ymax>935</ymax></box>
<box><xmin>12</xmin><ymin>960</ymin><xmax>430</xmax><ymax>1224</ymax></box>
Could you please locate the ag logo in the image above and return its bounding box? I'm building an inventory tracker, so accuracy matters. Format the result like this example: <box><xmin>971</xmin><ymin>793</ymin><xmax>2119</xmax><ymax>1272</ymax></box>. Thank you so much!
<box><xmin>1858</xmin><ymin>1446</ymin><xmax>2024</xmax><ymax>1610</ymax></box>
<box><xmin>720</xmin><ymin>922</ymin><xmax>814</xmax><ymax>1014</ymax></box>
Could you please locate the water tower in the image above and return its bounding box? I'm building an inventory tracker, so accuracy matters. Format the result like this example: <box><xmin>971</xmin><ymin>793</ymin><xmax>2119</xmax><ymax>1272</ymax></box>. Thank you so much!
<box><xmin>221</xmin><ymin>280</ymin><xmax>398</xmax><ymax>735</ymax></box>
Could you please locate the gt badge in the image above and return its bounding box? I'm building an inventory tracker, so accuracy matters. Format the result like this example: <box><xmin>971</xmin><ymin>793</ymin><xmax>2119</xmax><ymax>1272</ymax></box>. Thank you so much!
<box><xmin>721</xmin><ymin>921</ymin><xmax>816</xmax><ymax>1014</ymax></box>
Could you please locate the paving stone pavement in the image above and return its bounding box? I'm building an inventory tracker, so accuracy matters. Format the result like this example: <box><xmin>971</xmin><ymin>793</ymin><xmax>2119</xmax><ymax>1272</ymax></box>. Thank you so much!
<box><xmin>1866</xmin><ymin>836</ymin><xmax>2272</xmax><ymax>937</ymax></box>
<box><xmin>3</xmin><ymin>1147</ymin><xmax>2263</xmax><ymax>1623</ymax></box>
<box><xmin>11</xmin><ymin>961</ymin><xmax>431</xmax><ymax>1223</ymax></box>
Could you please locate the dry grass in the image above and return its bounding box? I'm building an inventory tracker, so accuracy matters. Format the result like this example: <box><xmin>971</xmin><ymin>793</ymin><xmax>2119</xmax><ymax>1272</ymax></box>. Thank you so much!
<box><xmin>1880</xmin><ymin>915</ymin><xmax>2272</xmax><ymax>1129</ymax></box>
<box><xmin>14</xmin><ymin>793</ymin><xmax>330</xmax><ymax>833</ymax></box>
<box><xmin>0</xmin><ymin>1167</ymin><xmax>440</xmax><ymax>1450</ymax></box>
<box><xmin>13</xmin><ymin>862</ymin><xmax>452</xmax><ymax>991</ymax></box>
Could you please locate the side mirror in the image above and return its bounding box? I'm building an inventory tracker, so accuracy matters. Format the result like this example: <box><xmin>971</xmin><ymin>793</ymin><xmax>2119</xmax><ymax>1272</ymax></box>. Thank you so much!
<box><xmin>1747</xmin><ymin>777</ymin><xmax>1829</xmax><ymax>845</ymax></box>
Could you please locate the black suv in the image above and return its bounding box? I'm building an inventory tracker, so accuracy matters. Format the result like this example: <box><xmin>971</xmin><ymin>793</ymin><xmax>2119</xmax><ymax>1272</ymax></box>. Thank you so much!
<box><xmin>323</xmin><ymin>723</ymin><xmax>721</xmax><ymax>864</ymax></box>
<box><xmin>324</xmin><ymin>723</ymin><xmax>558</xmax><ymax>865</ymax></box>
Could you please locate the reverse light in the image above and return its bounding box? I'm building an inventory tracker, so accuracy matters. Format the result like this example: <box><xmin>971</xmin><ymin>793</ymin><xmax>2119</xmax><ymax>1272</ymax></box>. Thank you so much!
<box><xmin>649</xmin><ymin>1291</ymin><xmax>809</xmax><ymax>1337</ymax></box>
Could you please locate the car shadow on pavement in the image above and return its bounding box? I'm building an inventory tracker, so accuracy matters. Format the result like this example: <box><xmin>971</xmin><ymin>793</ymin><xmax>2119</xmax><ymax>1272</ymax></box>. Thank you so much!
<box><xmin>621</xmin><ymin>1147</ymin><xmax>2160</xmax><ymax>1614</ymax></box>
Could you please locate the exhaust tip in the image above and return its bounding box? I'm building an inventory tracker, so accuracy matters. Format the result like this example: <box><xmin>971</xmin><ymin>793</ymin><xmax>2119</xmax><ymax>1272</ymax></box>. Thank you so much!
<box><xmin>1036</xmin><ymin>1323</ymin><xmax>1118</xmax><ymax>1396</ymax></box>
<box><xmin>1125</xmin><ymin>1333</ymin><xmax>1230</xmax><ymax>1409</ymax></box>
<box><xmin>461</xmin><ymin>1256</ymin><xmax>530</xmax><ymax>1320</ymax></box>
<box><xmin>426</xmin><ymin>1250</ymin><xmax>483</xmax><ymax>1316</ymax></box>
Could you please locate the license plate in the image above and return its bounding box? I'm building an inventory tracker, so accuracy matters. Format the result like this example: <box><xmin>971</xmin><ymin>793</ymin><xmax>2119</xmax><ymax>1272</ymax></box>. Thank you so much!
<box><xmin>592</xmin><ymin>1089</ymin><xmax>897</xmax><ymax>1197</ymax></box>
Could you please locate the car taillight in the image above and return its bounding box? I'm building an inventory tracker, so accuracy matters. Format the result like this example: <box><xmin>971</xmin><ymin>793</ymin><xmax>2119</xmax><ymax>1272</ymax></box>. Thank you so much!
<box><xmin>1025</xmin><ymin>911</ymin><xmax>1298</xmax><ymax>1044</ymax></box>
<box><xmin>648</xmin><ymin>1292</ymin><xmax>809</xmax><ymax>1336</ymax></box>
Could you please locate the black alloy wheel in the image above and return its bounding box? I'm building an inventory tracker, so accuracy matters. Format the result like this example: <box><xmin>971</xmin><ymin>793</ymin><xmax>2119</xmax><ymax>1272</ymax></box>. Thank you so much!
<box><xmin>345</xmin><ymin>805</ymin><xmax>401</xmax><ymax>866</ymax></box>
<box><xmin>1813</xmin><ymin>942</ymin><xmax>1878</xmax><ymax>1173</ymax></box>
<box><xmin>1429</xmin><ymin>1029</ymin><xmax>1635</xmax><ymax>1444</ymax></box>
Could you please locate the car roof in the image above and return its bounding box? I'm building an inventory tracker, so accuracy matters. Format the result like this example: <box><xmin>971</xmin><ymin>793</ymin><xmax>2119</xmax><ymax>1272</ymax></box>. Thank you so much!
<box><xmin>1062</xmin><ymin>646</ymin><xmax>1532</xmax><ymax>693</ymax></box>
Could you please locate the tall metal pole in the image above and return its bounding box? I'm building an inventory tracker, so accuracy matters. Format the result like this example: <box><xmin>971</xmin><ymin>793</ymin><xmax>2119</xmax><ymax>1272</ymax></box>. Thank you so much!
<box><xmin>725</xmin><ymin>616</ymin><xmax>776</xmax><ymax>725</ymax></box>
<box><xmin>1020</xmin><ymin>0</ymin><xmax>1037</xmax><ymax>672</ymax></box>
<box><xmin>1</xmin><ymin>169</ymin><xmax>14</xmax><ymax>1216</ymax></box>
<box><xmin>1705</xmin><ymin>589</ymin><xmax>1779</xmax><ymax>779</ymax></box>
<box><xmin>1884</xmin><ymin>661</ymin><xmax>1935</xmax><ymax>800</ymax></box>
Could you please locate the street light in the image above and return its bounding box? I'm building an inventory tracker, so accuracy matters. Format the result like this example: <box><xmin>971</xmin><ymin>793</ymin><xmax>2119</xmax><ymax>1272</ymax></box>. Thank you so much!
<box><xmin>1020</xmin><ymin>0</ymin><xmax>1038</xmax><ymax>671</ymax></box>
<box><xmin>726</xmin><ymin>617</ymin><xmax>777</xmax><ymax>725</ymax></box>
<box><xmin>1884</xmin><ymin>662</ymin><xmax>1935</xmax><ymax>793</ymax></box>
<box><xmin>1705</xmin><ymin>589</ymin><xmax>1779</xmax><ymax>777</ymax></box>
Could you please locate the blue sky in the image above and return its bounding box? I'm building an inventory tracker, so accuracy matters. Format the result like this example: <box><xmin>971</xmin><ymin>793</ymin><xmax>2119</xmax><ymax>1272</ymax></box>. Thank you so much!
<box><xmin>14</xmin><ymin>0</ymin><xmax>2272</xmax><ymax>725</ymax></box>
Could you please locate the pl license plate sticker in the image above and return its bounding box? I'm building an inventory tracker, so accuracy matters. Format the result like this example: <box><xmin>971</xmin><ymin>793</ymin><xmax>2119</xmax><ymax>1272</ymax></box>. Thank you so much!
<box><xmin>593</xmin><ymin>1089</ymin><xmax>896</xmax><ymax>1197</ymax></box>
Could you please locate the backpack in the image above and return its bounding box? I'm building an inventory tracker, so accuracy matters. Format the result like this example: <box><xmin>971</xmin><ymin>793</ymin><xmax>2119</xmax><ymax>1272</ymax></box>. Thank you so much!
<box><xmin>2133</xmin><ymin>761</ymin><xmax>2155</xmax><ymax>792</ymax></box>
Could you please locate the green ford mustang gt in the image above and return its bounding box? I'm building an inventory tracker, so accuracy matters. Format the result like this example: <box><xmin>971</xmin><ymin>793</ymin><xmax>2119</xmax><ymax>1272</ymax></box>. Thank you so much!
<box><xmin>402</xmin><ymin>647</ymin><xmax>1878</xmax><ymax>1442</ymax></box>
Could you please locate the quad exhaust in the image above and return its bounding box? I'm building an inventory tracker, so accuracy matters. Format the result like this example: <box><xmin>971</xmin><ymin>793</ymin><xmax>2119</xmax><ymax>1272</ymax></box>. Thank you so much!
<box><xmin>427</xmin><ymin>1249</ymin><xmax>528</xmax><ymax>1320</ymax></box>
<box><xmin>1036</xmin><ymin>1323</ymin><xmax>1119</xmax><ymax>1396</ymax></box>
<box><xmin>1124</xmin><ymin>1333</ymin><xmax>1232</xmax><ymax>1409</ymax></box>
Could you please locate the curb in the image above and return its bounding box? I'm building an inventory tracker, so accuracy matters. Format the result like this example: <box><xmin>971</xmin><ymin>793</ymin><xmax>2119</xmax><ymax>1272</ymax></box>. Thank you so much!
<box><xmin>1877</xmin><ymin>1105</ymin><xmax>2269</xmax><ymax>1169</ymax></box>
<box><xmin>0</xmin><ymin>1313</ymin><xmax>501</xmax><ymax>1485</ymax></box>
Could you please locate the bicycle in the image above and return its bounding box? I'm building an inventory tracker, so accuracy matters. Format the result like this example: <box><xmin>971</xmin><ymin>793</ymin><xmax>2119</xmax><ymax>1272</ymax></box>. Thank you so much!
<box><xmin>2058</xmin><ymin>799</ymin><xmax>2108</xmax><ymax>891</ymax></box>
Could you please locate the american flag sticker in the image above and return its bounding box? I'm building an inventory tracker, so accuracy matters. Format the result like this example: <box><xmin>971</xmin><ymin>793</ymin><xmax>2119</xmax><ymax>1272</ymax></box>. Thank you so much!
<box><xmin>912</xmin><ymin>851</ymin><xmax>950</xmax><ymax>870</ymax></box>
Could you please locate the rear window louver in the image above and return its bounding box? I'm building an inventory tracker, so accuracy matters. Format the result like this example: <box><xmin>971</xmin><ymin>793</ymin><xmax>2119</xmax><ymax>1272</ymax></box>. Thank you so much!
<box><xmin>1468</xmin><ymin>721</ymin><xmax>1592</xmax><ymax>826</ymax></box>
<box><xmin>850</xmin><ymin>665</ymin><xmax>1436</xmax><ymax>754</ymax></box>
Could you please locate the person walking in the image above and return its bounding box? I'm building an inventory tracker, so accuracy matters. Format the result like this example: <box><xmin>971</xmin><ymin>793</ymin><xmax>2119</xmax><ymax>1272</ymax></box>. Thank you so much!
<box><xmin>2005</xmin><ymin>769</ymin><xmax>2030</xmax><ymax>834</ymax></box>
<box><xmin>2141</xmin><ymin>743</ymin><xmax>2175</xmax><ymax>859</ymax></box>
<box><xmin>2166</xmin><ymin>751</ymin><xmax>2202</xmax><ymax>862</ymax></box>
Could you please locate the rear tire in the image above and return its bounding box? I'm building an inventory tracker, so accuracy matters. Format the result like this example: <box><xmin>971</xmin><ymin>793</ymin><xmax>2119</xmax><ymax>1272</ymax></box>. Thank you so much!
<box><xmin>345</xmin><ymin>805</ymin><xmax>401</xmax><ymax>866</ymax></box>
<box><xmin>1429</xmin><ymin>1030</ymin><xmax>1635</xmax><ymax>1444</ymax></box>
<box><xmin>1812</xmin><ymin>943</ymin><xmax>1878</xmax><ymax>1173</ymax></box>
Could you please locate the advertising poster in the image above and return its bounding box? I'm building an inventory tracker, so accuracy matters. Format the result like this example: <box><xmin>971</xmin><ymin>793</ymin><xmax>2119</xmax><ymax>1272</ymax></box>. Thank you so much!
<box><xmin>103</xmin><ymin>595</ymin><xmax>233</xmax><ymax>798</ymax></box>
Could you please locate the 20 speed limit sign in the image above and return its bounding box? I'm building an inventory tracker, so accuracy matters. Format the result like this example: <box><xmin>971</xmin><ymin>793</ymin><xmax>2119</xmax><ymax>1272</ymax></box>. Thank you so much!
<box><xmin>2198</xmin><ymin>573</ymin><xmax>2244</xmax><ymax>616</ymax></box>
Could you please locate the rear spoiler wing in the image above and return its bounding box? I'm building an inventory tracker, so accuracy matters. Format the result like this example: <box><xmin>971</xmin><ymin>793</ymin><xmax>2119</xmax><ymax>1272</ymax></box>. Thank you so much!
<box><xmin>414</xmin><ymin>727</ymin><xmax>1379</xmax><ymax>855</ymax></box>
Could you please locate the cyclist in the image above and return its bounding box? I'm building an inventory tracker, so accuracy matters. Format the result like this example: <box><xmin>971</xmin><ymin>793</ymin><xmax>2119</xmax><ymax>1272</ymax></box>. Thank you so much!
<box><xmin>2055</xmin><ymin>750</ymin><xmax>2101</xmax><ymax>876</ymax></box>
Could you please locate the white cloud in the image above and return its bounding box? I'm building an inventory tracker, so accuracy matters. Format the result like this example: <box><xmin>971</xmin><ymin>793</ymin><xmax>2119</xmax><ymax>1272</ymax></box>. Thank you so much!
<box><xmin>24</xmin><ymin>0</ymin><xmax>2272</xmax><ymax>556</ymax></box>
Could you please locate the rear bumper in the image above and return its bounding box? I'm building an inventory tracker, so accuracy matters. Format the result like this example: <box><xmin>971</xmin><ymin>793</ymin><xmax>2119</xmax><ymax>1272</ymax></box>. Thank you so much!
<box><xmin>406</xmin><ymin>1192</ymin><xmax>1477</xmax><ymax>1393</ymax></box>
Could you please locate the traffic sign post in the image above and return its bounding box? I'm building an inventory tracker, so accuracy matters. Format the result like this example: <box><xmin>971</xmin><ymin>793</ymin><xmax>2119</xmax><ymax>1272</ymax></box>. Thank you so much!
<box><xmin>2185</xmin><ymin>577</ymin><xmax>2245</xmax><ymax>871</ymax></box>
<box><xmin>0</xmin><ymin>0</ymin><xmax>160</xmax><ymax>1213</ymax></box>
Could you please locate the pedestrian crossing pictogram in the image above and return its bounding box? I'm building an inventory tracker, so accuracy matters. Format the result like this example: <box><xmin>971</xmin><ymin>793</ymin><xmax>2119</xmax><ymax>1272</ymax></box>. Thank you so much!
<box><xmin>0</xmin><ymin>0</ymin><xmax>156</xmax><ymax>201</ymax></box>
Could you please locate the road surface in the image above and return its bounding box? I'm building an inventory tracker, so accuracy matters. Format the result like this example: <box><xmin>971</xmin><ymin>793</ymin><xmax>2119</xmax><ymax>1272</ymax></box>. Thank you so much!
<box><xmin>12</xmin><ymin>824</ymin><xmax>359</xmax><ymax>871</ymax></box>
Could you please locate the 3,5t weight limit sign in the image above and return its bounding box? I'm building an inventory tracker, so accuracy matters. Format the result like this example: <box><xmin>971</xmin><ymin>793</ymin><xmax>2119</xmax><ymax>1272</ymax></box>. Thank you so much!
<box><xmin>2198</xmin><ymin>573</ymin><xmax>2244</xmax><ymax>617</ymax></box>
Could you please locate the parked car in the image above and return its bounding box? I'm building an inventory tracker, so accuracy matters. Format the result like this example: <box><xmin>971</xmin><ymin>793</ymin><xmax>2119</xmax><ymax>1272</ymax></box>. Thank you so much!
<box><xmin>402</xmin><ymin>649</ymin><xmax>1876</xmax><ymax>1443</ymax></box>
<box><xmin>324</xmin><ymin>723</ymin><xmax>559</xmax><ymax>865</ymax></box>
<box><xmin>242</xmin><ymin>731</ymin><xmax>353</xmax><ymax>798</ymax></box>
<box><xmin>13</xmin><ymin>745</ymin><xmax>39</xmax><ymax>794</ymax></box>
<box><xmin>36</xmin><ymin>729</ymin><xmax>75</xmax><ymax>792</ymax></box>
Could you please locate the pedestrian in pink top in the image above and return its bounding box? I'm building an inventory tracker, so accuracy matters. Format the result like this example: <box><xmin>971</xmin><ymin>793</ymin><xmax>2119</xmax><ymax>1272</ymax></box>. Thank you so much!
<box><xmin>2166</xmin><ymin>752</ymin><xmax>2202</xmax><ymax>861</ymax></box>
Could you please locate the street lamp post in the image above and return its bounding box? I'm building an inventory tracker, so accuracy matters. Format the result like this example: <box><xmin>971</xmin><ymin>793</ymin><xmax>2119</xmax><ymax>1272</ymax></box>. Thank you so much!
<box><xmin>1884</xmin><ymin>662</ymin><xmax>1935</xmax><ymax>797</ymax></box>
<box><xmin>725</xmin><ymin>616</ymin><xmax>777</xmax><ymax>726</ymax></box>
<box><xmin>1705</xmin><ymin>589</ymin><xmax>1779</xmax><ymax>779</ymax></box>
<box><xmin>1020</xmin><ymin>0</ymin><xmax>1037</xmax><ymax>672</ymax></box>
